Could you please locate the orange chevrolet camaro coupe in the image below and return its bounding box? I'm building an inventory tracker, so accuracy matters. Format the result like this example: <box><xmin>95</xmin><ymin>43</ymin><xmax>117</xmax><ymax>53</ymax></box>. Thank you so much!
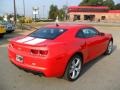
<box><xmin>8</xmin><ymin>24</ymin><xmax>113</xmax><ymax>81</ymax></box>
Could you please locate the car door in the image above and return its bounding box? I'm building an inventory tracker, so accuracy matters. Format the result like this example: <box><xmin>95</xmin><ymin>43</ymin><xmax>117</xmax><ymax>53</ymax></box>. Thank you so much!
<box><xmin>81</xmin><ymin>28</ymin><xmax>107</xmax><ymax>62</ymax></box>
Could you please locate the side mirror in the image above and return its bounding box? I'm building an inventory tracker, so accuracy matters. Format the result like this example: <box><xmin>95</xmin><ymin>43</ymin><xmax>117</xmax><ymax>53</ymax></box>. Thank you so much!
<box><xmin>99</xmin><ymin>32</ymin><xmax>105</xmax><ymax>36</ymax></box>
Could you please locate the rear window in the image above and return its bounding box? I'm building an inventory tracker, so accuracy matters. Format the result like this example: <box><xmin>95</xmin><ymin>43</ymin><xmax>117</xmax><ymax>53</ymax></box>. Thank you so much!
<box><xmin>29</xmin><ymin>28</ymin><xmax>66</xmax><ymax>39</ymax></box>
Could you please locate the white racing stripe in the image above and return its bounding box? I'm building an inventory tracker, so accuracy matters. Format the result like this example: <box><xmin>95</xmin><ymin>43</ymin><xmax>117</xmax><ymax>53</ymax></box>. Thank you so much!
<box><xmin>16</xmin><ymin>37</ymin><xmax>34</xmax><ymax>43</ymax></box>
<box><xmin>24</xmin><ymin>38</ymin><xmax>46</xmax><ymax>45</ymax></box>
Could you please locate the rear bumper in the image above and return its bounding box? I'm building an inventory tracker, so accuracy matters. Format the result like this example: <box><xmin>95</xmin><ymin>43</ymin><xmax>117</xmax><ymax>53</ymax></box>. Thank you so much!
<box><xmin>8</xmin><ymin>46</ymin><xmax>66</xmax><ymax>77</ymax></box>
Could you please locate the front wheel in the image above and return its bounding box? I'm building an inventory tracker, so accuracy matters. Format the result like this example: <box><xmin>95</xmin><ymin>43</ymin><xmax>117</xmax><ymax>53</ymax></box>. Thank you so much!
<box><xmin>105</xmin><ymin>40</ymin><xmax>113</xmax><ymax>55</ymax></box>
<box><xmin>6</xmin><ymin>30</ymin><xmax>15</xmax><ymax>33</ymax></box>
<box><xmin>64</xmin><ymin>55</ymin><xmax>82</xmax><ymax>81</ymax></box>
<box><xmin>0</xmin><ymin>34</ymin><xmax>4</xmax><ymax>38</ymax></box>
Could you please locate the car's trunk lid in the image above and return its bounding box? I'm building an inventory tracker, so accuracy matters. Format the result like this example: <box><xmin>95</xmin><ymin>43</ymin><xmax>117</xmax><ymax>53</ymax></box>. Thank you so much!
<box><xmin>10</xmin><ymin>36</ymin><xmax>50</xmax><ymax>54</ymax></box>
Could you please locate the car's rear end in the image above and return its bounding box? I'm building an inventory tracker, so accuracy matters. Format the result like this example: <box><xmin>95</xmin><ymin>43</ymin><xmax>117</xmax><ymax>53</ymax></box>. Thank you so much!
<box><xmin>8</xmin><ymin>40</ymin><xmax>50</xmax><ymax>76</ymax></box>
<box><xmin>8</xmin><ymin>27</ymin><xmax>68</xmax><ymax>77</ymax></box>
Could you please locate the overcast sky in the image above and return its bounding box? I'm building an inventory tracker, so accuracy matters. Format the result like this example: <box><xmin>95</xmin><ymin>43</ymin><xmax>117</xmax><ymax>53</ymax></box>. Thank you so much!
<box><xmin>0</xmin><ymin>0</ymin><xmax>120</xmax><ymax>18</ymax></box>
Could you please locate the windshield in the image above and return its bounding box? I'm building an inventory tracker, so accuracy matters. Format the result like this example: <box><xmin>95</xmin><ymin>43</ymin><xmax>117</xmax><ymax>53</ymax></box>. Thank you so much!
<box><xmin>29</xmin><ymin>28</ymin><xmax>66</xmax><ymax>39</ymax></box>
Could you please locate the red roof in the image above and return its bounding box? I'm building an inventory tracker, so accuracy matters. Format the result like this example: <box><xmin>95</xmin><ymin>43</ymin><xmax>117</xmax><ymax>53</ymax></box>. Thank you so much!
<box><xmin>68</xmin><ymin>6</ymin><xmax>109</xmax><ymax>9</ymax></box>
<box><xmin>68</xmin><ymin>6</ymin><xmax>120</xmax><ymax>13</ymax></box>
<box><xmin>68</xmin><ymin>6</ymin><xmax>109</xmax><ymax>13</ymax></box>
<box><xmin>109</xmin><ymin>10</ymin><xmax>120</xmax><ymax>13</ymax></box>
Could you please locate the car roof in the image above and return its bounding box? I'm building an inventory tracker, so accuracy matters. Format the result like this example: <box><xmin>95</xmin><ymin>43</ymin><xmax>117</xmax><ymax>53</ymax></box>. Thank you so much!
<box><xmin>45</xmin><ymin>23</ymin><xmax>92</xmax><ymax>30</ymax></box>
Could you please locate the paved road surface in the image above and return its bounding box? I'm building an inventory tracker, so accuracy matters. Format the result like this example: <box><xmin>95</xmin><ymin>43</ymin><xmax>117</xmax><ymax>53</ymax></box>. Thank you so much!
<box><xmin>0</xmin><ymin>25</ymin><xmax>120</xmax><ymax>90</ymax></box>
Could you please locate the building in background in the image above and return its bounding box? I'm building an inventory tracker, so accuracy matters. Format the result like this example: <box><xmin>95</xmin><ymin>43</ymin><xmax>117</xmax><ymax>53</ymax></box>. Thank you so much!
<box><xmin>68</xmin><ymin>6</ymin><xmax>120</xmax><ymax>22</ymax></box>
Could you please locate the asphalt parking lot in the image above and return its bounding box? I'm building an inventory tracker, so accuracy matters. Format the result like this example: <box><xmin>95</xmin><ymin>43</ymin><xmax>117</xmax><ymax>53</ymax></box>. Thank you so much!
<box><xmin>0</xmin><ymin>25</ymin><xmax>120</xmax><ymax>90</ymax></box>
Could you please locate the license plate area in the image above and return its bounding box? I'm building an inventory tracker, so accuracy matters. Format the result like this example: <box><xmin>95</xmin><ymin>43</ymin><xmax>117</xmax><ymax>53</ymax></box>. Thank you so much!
<box><xmin>16</xmin><ymin>55</ymin><xmax>24</xmax><ymax>63</ymax></box>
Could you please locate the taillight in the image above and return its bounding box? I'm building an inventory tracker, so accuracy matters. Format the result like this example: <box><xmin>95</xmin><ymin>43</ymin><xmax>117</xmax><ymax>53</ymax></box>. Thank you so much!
<box><xmin>30</xmin><ymin>49</ymin><xmax>48</xmax><ymax>56</ymax></box>
<box><xmin>31</xmin><ymin>49</ymin><xmax>39</xmax><ymax>54</ymax></box>
<box><xmin>39</xmin><ymin>50</ymin><xmax>48</xmax><ymax>55</ymax></box>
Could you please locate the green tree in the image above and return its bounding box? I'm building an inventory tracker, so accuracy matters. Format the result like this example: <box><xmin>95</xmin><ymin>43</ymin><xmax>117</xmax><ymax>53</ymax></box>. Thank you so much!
<box><xmin>58</xmin><ymin>8</ymin><xmax>65</xmax><ymax>21</ymax></box>
<box><xmin>114</xmin><ymin>3</ymin><xmax>120</xmax><ymax>10</ymax></box>
<box><xmin>7</xmin><ymin>14</ymin><xmax>23</xmax><ymax>20</ymax></box>
<box><xmin>49</xmin><ymin>5</ymin><xmax>59</xmax><ymax>20</ymax></box>
<box><xmin>103</xmin><ymin>0</ymin><xmax>115</xmax><ymax>9</ymax></box>
<box><xmin>79</xmin><ymin>0</ymin><xmax>103</xmax><ymax>6</ymax></box>
<box><xmin>79</xmin><ymin>0</ymin><xmax>115</xmax><ymax>9</ymax></box>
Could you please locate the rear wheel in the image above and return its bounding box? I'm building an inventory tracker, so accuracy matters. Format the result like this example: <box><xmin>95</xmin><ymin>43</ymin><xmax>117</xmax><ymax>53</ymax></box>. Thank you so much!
<box><xmin>105</xmin><ymin>40</ymin><xmax>113</xmax><ymax>55</ymax></box>
<box><xmin>64</xmin><ymin>55</ymin><xmax>82</xmax><ymax>81</ymax></box>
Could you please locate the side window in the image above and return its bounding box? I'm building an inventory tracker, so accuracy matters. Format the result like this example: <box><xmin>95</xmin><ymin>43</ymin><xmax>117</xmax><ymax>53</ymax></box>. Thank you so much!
<box><xmin>76</xmin><ymin>30</ymin><xmax>85</xmax><ymax>38</ymax></box>
<box><xmin>82</xmin><ymin>28</ymin><xmax>99</xmax><ymax>38</ymax></box>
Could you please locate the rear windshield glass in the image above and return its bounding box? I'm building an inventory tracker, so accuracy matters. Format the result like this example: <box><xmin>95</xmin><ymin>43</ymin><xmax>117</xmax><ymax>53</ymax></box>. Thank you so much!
<box><xmin>29</xmin><ymin>28</ymin><xmax>66</xmax><ymax>39</ymax></box>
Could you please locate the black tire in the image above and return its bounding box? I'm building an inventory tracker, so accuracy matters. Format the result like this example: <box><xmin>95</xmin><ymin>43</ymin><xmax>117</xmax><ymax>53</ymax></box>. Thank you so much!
<box><xmin>64</xmin><ymin>55</ymin><xmax>82</xmax><ymax>81</ymax></box>
<box><xmin>6</xmin><ymin>30</ymin><xmax>14</xmax><ymax>33</ymax></box>
<box><xmin>104</xmin><ymin>40</ymin><xmax>113</xmax><ymax>55</ymax></box>
<box><xmin>0</xmin><ymin>35</ymin><xmax>4</xmax><ymax>38</ymax></box>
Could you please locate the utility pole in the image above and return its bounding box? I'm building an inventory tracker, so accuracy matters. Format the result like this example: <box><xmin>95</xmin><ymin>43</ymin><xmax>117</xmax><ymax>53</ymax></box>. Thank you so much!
<box><xmin>42</xmin><ymin>5</ymin><xmax>45</xmax><ymax>19</ymax></box>
<box><xmin>13</xmin><ymin>0</ymin><xmax>16</xmax><ymax>24</ymax></box>
<box><xmin>23</xmin><ymin>0</ymin><xmax>25</xmax><ymax>17</ymax></box>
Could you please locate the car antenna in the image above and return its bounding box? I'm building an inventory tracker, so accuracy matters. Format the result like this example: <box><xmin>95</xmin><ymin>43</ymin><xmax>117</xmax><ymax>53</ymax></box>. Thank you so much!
<box><xmin>55</xmin><ymin>16</ymin><xmax>59</xmax><ymax>27</ymax></box>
